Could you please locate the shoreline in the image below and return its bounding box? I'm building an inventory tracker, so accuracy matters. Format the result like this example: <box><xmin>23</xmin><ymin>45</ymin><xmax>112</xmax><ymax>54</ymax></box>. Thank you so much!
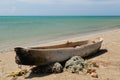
<box><xmin>0</xmin><ymin>27</ymin><xmax>120</xmax><ymax>53</ymax></box>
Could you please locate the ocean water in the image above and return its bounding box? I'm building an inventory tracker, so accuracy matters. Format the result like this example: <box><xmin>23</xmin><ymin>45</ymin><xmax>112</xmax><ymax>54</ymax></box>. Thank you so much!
<box><xmin>0</xmin><ymin>16</ymin><xmax>120</xmax><ymax>51</ymax></box>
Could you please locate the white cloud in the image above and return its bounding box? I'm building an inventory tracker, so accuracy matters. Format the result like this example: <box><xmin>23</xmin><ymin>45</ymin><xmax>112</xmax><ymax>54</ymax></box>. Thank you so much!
<box><xmin>0</xmin><ymin>0</ymin><xmax>16</xmax><ymax>5</ymax></box>
<box><xmin>17</xmin><ymin>0</ymin><xmax>120</xmax><ymax>5</ymax></box>
<box><xmin>0</xmin><ymin>0</ymin><xmax>120</xmax><ymax>15</ymax></box>
<box><xmin>1</xmin><ymin>0</ymin><xmax>120</xmax><ymax>5</ymax></box>
<box><xmin>18</xmin><ymin>0</ymin><xmax>51</xmax><ymax>4</ymax></box>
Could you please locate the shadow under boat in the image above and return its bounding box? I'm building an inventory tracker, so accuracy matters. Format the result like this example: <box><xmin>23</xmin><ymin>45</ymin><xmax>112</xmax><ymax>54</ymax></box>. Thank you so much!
<box><xmin>25</xmin><ymin>49</ymin><xmax>108</xmax><ymax>79</ymax></box>
<box><xmin>84</xmin><ymin>49</ymin><xmax>108</xmax><ymax>59</ymax></box>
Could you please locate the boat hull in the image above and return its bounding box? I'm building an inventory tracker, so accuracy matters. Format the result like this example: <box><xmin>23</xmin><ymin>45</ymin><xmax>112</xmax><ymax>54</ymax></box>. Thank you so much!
<box><xmin>15</xmin><ymin>38</ymin><xmax>103</xmax><ymax>66</ymax></box>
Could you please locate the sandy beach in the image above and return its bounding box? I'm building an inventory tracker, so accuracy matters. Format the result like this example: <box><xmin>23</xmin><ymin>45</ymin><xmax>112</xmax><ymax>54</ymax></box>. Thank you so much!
<box><xmin>0</xmin><ymin>29</ymin><xmax>120</xmax><ymax>80</ymax></box>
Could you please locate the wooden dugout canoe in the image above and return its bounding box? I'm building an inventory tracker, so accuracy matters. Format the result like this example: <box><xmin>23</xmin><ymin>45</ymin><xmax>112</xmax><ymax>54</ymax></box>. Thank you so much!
<box><xmin>14</xmin><ymin>37</ymin><xmax>103</xmax><ymax>66</ymax></box>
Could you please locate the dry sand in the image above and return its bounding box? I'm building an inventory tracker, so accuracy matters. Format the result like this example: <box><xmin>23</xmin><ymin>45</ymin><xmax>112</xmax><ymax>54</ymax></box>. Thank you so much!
<box><xmin>0</xmin><ymin>29</ymin><xmax>120</xmax><ymax>80</ymax></box>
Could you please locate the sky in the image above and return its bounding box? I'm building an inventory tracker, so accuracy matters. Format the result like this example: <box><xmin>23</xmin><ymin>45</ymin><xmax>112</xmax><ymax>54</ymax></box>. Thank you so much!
<box><xmin>0</xmin><ymin>0</ymin><xmax>120</xmax><ymax>16</ymax></box>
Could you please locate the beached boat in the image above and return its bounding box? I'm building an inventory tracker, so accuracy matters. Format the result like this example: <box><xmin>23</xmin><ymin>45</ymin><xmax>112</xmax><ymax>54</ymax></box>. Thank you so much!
<box><xmin>14</xmin><ymin>37</ymin><xmax>103</xmax><ymax>66</ymax></box>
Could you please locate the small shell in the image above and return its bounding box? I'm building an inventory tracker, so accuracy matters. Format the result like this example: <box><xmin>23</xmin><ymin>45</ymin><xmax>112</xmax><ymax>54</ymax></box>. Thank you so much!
<box><xmin>87</xmin><ymin>68</ymin><xmax>96</xmax><ymax>74</ymax></box>
<box><xmin>91</xmin><ymin>72</ymin><xmax>98</xmax><ymax>78</ymax></box>
<box><xmin>92</xmin><ymin>62</ymin><xmax>99</xmax><ymax>68</ymax></box>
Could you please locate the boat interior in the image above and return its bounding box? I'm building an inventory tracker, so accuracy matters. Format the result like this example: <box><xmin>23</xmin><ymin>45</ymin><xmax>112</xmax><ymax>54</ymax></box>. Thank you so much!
<box><xmin>30</xmin><ymin>40</ymin><xmax>95</xmax><ymax>49</ymax></box>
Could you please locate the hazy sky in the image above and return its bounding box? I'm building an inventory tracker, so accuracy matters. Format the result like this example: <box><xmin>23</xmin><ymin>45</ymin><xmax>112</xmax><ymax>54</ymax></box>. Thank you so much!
<box><xmin>0</xmin><ymin>0</ymin><xmax>120</xmax><ymax>16</ymax></box>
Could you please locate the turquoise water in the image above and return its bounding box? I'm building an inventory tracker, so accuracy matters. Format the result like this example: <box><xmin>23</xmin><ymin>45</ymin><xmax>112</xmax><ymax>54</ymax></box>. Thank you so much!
<box><xmin>0</xmin><ymin>16</ymin><xmax>120</xmax><ymax>51</ymax></box>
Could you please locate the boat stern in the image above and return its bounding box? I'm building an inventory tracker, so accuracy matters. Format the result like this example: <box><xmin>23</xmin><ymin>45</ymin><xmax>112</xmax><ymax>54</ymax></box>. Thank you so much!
<box><xmin>14</xmin><ymin>47</ymin><xmax>35</xmax><ymax>65</ymax></box>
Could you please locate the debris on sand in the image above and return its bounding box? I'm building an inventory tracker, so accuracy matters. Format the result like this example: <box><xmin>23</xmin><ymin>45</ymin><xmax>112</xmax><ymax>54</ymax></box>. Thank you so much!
<box><xmin>7</xmin><ymin>69</ymin><xmax>28</xmax><ymax>77</ymax></box>
<box><xmin>86</xmin><ymin>68</ymin><xmax>96</xmax><ymax>74</ymax></box>
<box><xmin>64</xmin><ymin>56</ymin><xmax>99</xmax><ymax>78</ymax></box>
<box><xmin>91</xmin><ymin>72</ymin><xmax>98</xmax><ymax>78</ymax></box>
<box><xmin>88</xmin><ymin>61</ymin><xmax>99</xmax><ymax>68</ymax></box>
<box><xmin>92</xmin><ymin>62</ymin><xmax>99</xmax><ymax>68</ymax></box>
<box><xmin>31</xmin><ymin>62</ymin><xmax>63</xmax><ymax>74</ymax></box>
<box><xmin>52</xmin><ymin>62</ymin><xmax>63</xmax><ymax>73</ymax></box>
<box><xmin>8</xmin><ymin>56</ymin><xmax>99</xmax><ymax>79</ymax></box>
<box><xmin>30</xmin><ymin>56</ymin><xmax>99</xmax><ymax>78</ymax></box>
<box><xmin>64</xmin><ymin>56</ymin><xmax>89</xmax><ymax>73</ymax></box>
